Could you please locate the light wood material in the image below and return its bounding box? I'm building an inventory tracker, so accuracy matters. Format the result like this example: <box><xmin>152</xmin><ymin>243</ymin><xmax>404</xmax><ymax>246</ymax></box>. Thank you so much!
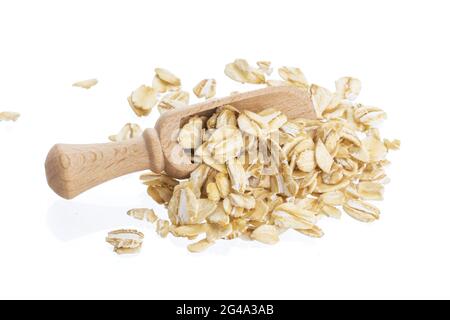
<box><xmin>45</xmin><ymin>86</ymin><xmax>316</xmax><ymax>199</ymax></box>
<box><xmin>45</xmin><ymin>128</ymin><xmax>164</xmax><ymax>199</ymax></box>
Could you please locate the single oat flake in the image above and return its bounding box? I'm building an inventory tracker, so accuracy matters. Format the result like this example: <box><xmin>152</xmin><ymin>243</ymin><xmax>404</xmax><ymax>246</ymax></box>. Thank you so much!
<box><xmin>72</xmin><ymin>78</ymin><xmax>98</xmax><ymax>89</ymax></box>
<box><xmin>127</xmin><ymin>208</ymin><xmax>158</xmax><ymax>222</ymax></box>
<box><xmin>257</xmin><ymin>61</ymin><xmax>273</xmax><ymax>75</ymax></box>
<box><xmin>106</xmin><ymin>229</ymin><xmax>144</xmax><ymax>254</ymax></box>
<box><xmin>278</xmin><ymin>66</ymin><xmax>308</xmax><ymax>88</ymax></box>
<box><xmin>251</xmin><ymin>224</ymin><xmax>280</xmax><ymax>245</ymax></box>
<box><xmin>128</xmin><ymin>85</ymin><xmax>158</xmax><ymax>117</ymax></box>
<box><xmin>187</xmin><ymin>238</ymin><xmax>214</xmax><ymax>253</ymax></box>
<box><xmin>193</xmin><ymin>79</ymin><xmax>217</xmax><ymax>99</ymax></box>
<box><xmin>153</xmin><ymin>68</ymin><xmax>181</xmax><ymax>93</ymax></box>
<box><xmin>158</xmin><ymin>90</ymin><xmax>190</xmax><ymax>114</ymax></box>
<box><xmin>0</xmin><ymin>112</ymin><xmax>20</xmax><ymax>122</ymax></box>
<box><xmin>109</xmin><ymin>123</ymin><xmax>142</xmax><ymax>142</ymax></box>
<box><xmin>225</xmin><ymin>59</ymin><xmax>265</xmax><ymax>84</ymax></box>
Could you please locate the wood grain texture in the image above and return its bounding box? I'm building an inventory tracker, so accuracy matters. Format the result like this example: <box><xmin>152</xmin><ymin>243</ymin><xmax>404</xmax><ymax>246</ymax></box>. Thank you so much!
<box><xmin>46</xmin><ymin>86</ymin><xmax>315</xmax><ymax>199</ymax></box>
<box><xmin>45</xmin><ymin>128</ymin><xmax>163</xmax><ymax>199</ymax></box>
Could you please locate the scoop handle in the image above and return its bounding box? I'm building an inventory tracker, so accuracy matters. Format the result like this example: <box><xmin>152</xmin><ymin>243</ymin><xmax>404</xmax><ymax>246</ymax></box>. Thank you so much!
<box><xmin>45</xmin><ymin>128</ymin><xmax>164</xmax><ymax>199</ymax></box>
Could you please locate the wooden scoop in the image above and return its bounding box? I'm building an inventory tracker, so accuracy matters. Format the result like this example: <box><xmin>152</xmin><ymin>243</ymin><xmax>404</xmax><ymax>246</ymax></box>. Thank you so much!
<box><xmin>45</xmin><ymin>86</ymin><xmax>316</xmax><ymax>199</ymax></box>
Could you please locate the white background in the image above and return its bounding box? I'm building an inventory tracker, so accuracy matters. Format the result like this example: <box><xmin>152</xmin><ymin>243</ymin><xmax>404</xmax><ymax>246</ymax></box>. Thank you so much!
<box><xmin>0</xmin><ymin>0</ymin><xmax>449</xmax><ymax>300</ymax></box>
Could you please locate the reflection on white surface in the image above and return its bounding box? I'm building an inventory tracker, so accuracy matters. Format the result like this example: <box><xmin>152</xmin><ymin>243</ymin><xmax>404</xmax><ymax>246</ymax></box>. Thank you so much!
<box><xmin>47</xmin><ymin>200</ymin><xmax>141</xmax><ymax>241</ymax></box>
<box><xmin>46</xmin><ymin>199</ymin><xmax>265</xmax><ymax>254</ymax></box>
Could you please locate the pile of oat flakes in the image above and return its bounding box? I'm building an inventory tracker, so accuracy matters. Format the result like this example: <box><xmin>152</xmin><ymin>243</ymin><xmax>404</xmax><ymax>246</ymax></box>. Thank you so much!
<box><xmin>105</xmin><ymin>59</ymin><xmax>400</xmax><ymax>254</ymax></box>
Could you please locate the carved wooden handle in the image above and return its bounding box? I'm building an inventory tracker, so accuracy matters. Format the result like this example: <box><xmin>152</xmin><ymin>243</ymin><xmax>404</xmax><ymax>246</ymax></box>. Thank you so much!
<box><xmin>45</xmin><ymin>128</ymin><xmax>164</xmax><ymax>199</ymax></box>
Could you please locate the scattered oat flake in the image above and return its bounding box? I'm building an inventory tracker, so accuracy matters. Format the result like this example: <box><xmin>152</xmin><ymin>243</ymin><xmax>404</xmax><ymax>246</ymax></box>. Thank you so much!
<box><xmin>127</xmin><ymin>208</ymin><xmax>158</xmax><ymax>222</ymax></box>
<box><xmin>278</xmin><ymin>66</ymin><xmax>308</xmax><ymax>88</ymax></box>
<box><xmin>0</xmin><ymin>112</ymin><xmax>20</xmax><ymax>122</ymax></box>
<box><xmin>128</xmin><ymin>85</ymin><xmax>157</xmax><ymax>117</ymax></box>
<box><xmin>335</xmin><ymin>77</ymin><xmax>361</xmax><ymax>100</ymax></box>
<box><xmin>384</xmin><ymin>139</ymin><xmax>401</xmax><ymax>150</ymax></box>
<box><xmin>158</xmin><ymin>91</ymin><xmax>189</xmax><ymax>114</ymax></box>
<box><xmin>193</xmin><ymin>79</ymin><xmax>217</xmax><ymax>99</ymax></box>
<box><xmin>187</xmin><ymin>238</ymin><xmax>214</xmax><ymax>253</ymax></box>
<box><xmin>146</xmin><ymin>209</ymin><xmax>158</xmax><ymax>223</ymax></box>
<box><xmin>153</xmin><ymin>68</ymin><xmax>181</xmax><ymax>93</ymax></box>
<box><xmin>155</xmin><ymin>219</ymin><xmax>170</xmax><ymax>238</ymax></box>
<box><xmin>357</xmin><ymin>182</ymin><xmax>384</xmax><ymax>200</ymax></box>
<box><xmin>114</xmin><ymin>247</ymin><xmax>141</xmax><ymax>255</ymax></box>
<box><xmin>257</xmin><ymin>61</ymin><xmax>273</xmax><ymax>75</ymax></box>
<box><xmin>251</xmin><ymin>224</ymin><xmax>279</xmax><ymax>244</ymax></box>
<box><xmin>109</xmin><ymin>123</ymin><xmax>142</xmax><ymax>142</ymax></box>
<box><xmin>310</xmin><ymin>84</ymin><xmax>334</xmax><ymax>118</ymax></box>
<box><xmin>106</xmin><ymin>229</ymin><xmax>144</xmax><ymax>254</ymax></box>
<box><xmin>296</xmin><ymin>225</ymin><xmax>324</xmax><ymax>238</ymax></box>
<box><xmin>343</xmin><ymin>199</ymin><xmax>380</xmax><ymax>222</ymax></box>
<box><xmin>225</xmin><ymin>59</ymin><xmax>265</xmax><ymax>84</ymax></box>
<box><xmin>72</xmin><ymin>78</ymin><xmax>98</xmax><ymax>89</ymax></box>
